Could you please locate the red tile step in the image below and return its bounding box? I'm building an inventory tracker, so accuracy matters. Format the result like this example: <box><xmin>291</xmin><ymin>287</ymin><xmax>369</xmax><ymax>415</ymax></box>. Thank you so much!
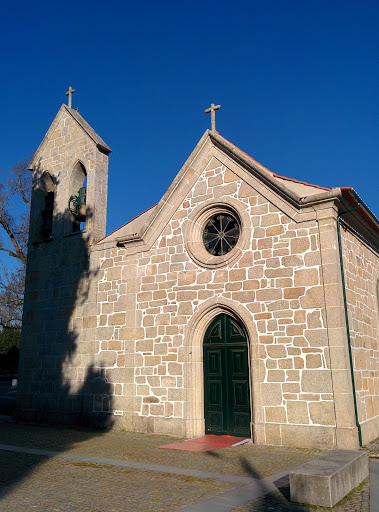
<box><xmin>158</xmin><ymin>435</ymin><xmax>250</xmax><ymax>452</ymax></box>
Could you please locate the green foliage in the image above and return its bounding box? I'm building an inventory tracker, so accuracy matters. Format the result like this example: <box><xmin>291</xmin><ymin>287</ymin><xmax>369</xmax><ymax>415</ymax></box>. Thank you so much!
<box><xmin>0</xmin><ymin>327</ymin><xmax>20</xmax><ymax>374</ymax></box>
<box><xmin>0</xmin><ymin>327</ymin><xmax>21</xmax><ymax>355</ymax></box>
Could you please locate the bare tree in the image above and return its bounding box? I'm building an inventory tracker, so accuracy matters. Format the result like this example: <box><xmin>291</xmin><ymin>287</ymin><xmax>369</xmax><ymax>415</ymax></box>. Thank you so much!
<box><xmin>0</xmin><ymin>159</ymin><xmax>31</xmax><ymax>265</ymax></box>
<box><xmin>0</xmin><ymin>266</ymin><xmax>25</xmax><ymax>330</ymax></box>
<box><xmin>0</xmin><ymin>159</ymin><xmax>31</xmax><ymax>358</ymax></box>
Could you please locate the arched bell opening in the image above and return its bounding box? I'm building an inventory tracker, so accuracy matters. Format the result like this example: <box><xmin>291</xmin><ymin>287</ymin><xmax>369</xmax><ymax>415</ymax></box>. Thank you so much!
<box><xmin>68</xmin><ymin>161</ymin><xmax>87</xmax><ymax>233</ymax></box>
<box><xmin>203</xmin><ymin>313</ymin><xmax>251</xmax><ymax>437</ymax></box>
<box><xmin>34</xmin><ymin>171</ymin><xmax>55</xmax><ymax>241</ymax></box>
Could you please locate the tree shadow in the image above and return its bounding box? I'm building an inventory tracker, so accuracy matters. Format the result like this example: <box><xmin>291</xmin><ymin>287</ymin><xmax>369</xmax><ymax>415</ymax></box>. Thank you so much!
<box><xmin>204</xmin><ymin>450</ymin><xmax>221</xmax><ymax>458</ymax></box>
<box><xmin>0</xmin><ymin>198</ymin><xmax>115</xmax><ymax>500</ymax></box>
<box><xmin>237</xmin><ymin>456</ymin><xmax>308</xmax><ymax>511</ymax></box>
<box><xmin>203</xmin><ymin>448</ymin><xmax>309</xmax><ymax>511</ymax></box>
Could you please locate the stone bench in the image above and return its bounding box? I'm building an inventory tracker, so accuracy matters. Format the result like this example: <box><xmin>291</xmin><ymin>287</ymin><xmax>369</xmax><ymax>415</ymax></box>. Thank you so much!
<box><xmin>289</xmin><ymin>450</ymin><xmax>368</xmax><ymax>508</ymax></box>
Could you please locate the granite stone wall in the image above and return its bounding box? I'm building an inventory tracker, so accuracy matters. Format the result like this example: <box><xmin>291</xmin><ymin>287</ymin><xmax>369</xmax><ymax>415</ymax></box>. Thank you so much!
<box><xmin>341</xmin><ymin>223</ymin><xmax>379</xmax><ymax>444</ymax></box>
<box><xmin>17</xmin><ymin>106</ymin><xmax>111</xmax><ymax>428</ymax></box>
<box><xmin>93</xmin><ymin>158</ymin><xmax>345</xmax><ymax>447</ymax></box>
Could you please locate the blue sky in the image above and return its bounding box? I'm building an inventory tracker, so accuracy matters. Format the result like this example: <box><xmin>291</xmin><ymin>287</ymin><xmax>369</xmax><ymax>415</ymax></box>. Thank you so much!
<box><xmin>1</xmin><ymin>0</ymin><xmax>378</xmax><ymax>235</ymax></box>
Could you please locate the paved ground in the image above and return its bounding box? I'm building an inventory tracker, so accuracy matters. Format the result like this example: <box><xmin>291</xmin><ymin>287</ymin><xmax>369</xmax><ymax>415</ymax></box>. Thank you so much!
<box><xmin>0</xmin><ymin>423</ymin><xmax>376</xmax><ymax>511</ymax></box>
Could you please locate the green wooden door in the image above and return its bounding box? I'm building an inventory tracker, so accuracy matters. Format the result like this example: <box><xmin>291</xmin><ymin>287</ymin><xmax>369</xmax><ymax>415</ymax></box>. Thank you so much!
<box><xmin>203</xmin><ymin>314</ymin><xmax>251</xmax><ymax>437</ymax></box>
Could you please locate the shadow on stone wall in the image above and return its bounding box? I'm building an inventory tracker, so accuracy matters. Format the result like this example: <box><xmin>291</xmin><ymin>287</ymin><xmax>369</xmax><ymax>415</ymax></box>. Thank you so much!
<box><xmin>0</xmin><ymin>200</ymin><xmax>114</xmax><ymax>499</ymax></box>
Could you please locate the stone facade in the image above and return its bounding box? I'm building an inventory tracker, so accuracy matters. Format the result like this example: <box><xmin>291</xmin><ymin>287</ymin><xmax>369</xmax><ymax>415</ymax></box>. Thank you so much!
<box><xmin>17</xmin><ymin>105</ymin><xmax>110</xmax><ymax>427</ymax></box>
<box><xmin>17</xmin><ymin>105</ymin><xmax>379</xmax><ymax>450</ymax></box>
<box><xmin>341</xmin><ymin>224</ymin><xmax>379</xmax><ymax>444</ymax></box>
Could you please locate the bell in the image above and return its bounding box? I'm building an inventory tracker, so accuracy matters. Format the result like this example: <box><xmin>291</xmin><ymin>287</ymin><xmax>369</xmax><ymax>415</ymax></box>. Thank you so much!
<box><xmin>75</xmin><ymin>203</ymin><xmax>86</xmax><ymax>222</ymax></box>
<box><xmin>77</xmin><ymin>204</ymin><xmax>86</xmax><ymax>217</ymax></box>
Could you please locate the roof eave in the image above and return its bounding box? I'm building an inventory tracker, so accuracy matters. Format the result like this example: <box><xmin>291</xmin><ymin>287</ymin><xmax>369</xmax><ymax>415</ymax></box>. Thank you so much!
<box><xmin>338</xmin><ymin>187</ymin><xmax>379</xmax><ymax>234</ymax></box>
<box><xmin>28</xmin><ymin>105</ymin><xmax>112</xmax><ymax>171</ymax></box>
<box><xmin>63</xmin><ymin>105</ymin><xmax>112</xmax><ymax>154</ymax></box>
<box><xmin>209</xmin><ymin>131</ymin><xmax>341</xmax><ymax>208</ymax></box>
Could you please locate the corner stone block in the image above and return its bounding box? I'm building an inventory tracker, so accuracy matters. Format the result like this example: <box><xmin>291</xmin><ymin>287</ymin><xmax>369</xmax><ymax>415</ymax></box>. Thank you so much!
<box><xmin>290</xmin><ymin>450</ymin><xmax>368</xmax><ymax>507</ymax></box>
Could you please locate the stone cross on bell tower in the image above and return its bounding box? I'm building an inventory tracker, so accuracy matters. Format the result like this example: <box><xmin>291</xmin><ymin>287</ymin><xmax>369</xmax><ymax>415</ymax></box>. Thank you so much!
<box><xmin>205</xmin><ymin>103</ymin><xmax>221</xmax><ymax>132</ymax></box>
<box><xmin>66</xmin><ymin>86</ymin><xmax>76</xmax><ymax>108</ymax></box>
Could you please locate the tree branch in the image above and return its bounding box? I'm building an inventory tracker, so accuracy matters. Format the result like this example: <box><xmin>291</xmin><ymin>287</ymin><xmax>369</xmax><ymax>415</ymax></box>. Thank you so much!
<box><xmin>0</xmin><ymin>246</ymin><xmax>20</xmax><ymax>260</ymax></box>
<box><xmin>17</xmin><ymin>172</ymin><xmax>31</xmax><ymax>207</ymax></box>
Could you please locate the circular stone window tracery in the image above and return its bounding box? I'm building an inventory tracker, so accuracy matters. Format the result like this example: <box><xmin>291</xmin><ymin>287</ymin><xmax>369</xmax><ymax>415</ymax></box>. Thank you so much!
<box><xmin>203</xmin><ymin>212</ymin><xmax>240</xmax><ymax>256</ymax></box>
<box><xmin>185</xmin><ymin>198</ymin><xmax>250</xmax><ymax>269</ymax></box>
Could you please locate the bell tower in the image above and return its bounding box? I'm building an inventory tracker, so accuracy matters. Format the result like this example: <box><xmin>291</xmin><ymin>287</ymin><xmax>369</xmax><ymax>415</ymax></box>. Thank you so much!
<box><xmin>17</xmin><ymin>93</ymin><xmax>112</xmax><ymax>425</ymax></box>
<box><xmin>27</xmin><ymin>98</ymin><xmax>111</xmax><ymax>243</ymax></box>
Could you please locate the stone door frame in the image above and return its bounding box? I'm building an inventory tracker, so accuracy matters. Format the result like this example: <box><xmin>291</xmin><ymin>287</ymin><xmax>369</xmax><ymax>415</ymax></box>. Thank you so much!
<box><xmin>183</xmin><ymin>296</ymin><xmax>260</xmax><ymax>440</ymax></box>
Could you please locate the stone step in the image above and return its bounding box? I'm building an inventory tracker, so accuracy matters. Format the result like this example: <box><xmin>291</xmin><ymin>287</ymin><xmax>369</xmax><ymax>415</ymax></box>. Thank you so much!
<box><xmin>289</xmin><ymin>449</ymin><xmax>368</xmax><ymax>508</ymax></box>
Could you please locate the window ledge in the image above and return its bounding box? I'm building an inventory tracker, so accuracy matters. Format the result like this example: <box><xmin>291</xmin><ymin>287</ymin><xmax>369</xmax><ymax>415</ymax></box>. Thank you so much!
<box><xmin>32</xmin><ymin>237</ymin><xmax>53</xmax><ymax>245</ymax></box>
<box><xmin>64</xmin><ymin>230</ymin><xmax>87</xmax><ymax>238</ymax></box>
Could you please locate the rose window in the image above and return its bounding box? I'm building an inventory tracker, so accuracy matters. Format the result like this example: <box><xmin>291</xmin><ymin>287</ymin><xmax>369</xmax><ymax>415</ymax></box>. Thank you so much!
<box><xmin>203</xmin><ymin>213</ymin><xmax>240</xmax><ymax>256</ymax></box>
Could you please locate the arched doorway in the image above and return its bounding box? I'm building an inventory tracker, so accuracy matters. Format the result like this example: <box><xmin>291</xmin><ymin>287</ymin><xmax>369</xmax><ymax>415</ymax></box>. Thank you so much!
<box><xmin>203</xmin><ymin>314</ymin><xmax>251</xmax><ymax>437</ymax></box>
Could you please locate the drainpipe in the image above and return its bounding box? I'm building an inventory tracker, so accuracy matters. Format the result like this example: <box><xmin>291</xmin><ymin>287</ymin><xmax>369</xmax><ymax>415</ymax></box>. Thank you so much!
<box><xmin>336</xmin><ymin>205</ymin><xmax>362</xmax><ymax>446</ymax></box>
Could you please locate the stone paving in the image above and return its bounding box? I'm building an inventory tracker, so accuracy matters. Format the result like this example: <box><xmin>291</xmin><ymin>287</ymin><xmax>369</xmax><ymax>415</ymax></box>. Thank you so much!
<box><xmin>229</xmin><ymin>479</ymin><xmax>370</xmax><ymax>512</ymax></box>
<box><xmin>0</xmin><ymin>424</ymin><xmax>375</xmax><ymax>511</ymax></box>
<box><xmin>362</xmin><ymin>436</ymin><xmax>379</xmax><ymax>458</ymax></box>
<box><xmin>0</xmin><ymin>451</ymin><xmax>237</xmax><ymax>512</ymax></box>
<box><xmin>0</xmin><ymin>424</ymin><xmax>323</xmax><ymax>478</ymax></box>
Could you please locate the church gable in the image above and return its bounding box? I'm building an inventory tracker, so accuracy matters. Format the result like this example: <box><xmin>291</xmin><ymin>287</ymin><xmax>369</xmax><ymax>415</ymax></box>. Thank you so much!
<box><xmin>109</xmin><ymin>130</ymin><xmax>341</xmax><ymax>257</ymax></box>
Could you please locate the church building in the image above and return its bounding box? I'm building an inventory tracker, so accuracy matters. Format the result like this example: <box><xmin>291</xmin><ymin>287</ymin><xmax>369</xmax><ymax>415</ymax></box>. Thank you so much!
<box><xmin>17</xmin><ymin>95</ymin><xmax>379</xmax><ymax>450</ymax></box>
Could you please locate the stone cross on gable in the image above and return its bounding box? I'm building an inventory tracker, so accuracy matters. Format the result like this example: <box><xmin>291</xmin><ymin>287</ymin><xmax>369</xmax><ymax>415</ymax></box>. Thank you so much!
<box><xmin>204</xmin><ymin>103</ymin><xmax>221</xmax><ymax>132</ymax></box>
<box><xmin>66</xmin><ymin>86</ymin><xmax>76</xmax><ymax>108</ymax></box>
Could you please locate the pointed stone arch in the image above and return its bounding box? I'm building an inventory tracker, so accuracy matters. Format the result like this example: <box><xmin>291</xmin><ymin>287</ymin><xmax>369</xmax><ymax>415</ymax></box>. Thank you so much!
<box><xmin>182</xmin><ymin>296</ymin><xmax>261</xmax><ymax>439</ymax></box>
<box><xmin>33</xmin><ymin>171</ymin><xmax>55</xmax><ymax>241</ymax></box>
<box><xmin>68</xmin><ymin>160</ymin><xmax>87</xmax><ymax>233</ymax></box>
<box><xmin>70</xmin><ymin>159</ymin><xmax>87</xmax><ymax>185</ymax></box>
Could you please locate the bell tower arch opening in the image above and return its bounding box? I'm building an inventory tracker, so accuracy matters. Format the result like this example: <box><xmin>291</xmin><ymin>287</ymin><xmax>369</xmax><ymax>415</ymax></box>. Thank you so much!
<box><xmin>33</xmin><ymin>171</ymin><xmax>55</xmax><ymax>241</ymax></box>
<box><xmin>68</xmin><ymin>161</ymin><xmax>87</xmax><ymax>233</ymax></box>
